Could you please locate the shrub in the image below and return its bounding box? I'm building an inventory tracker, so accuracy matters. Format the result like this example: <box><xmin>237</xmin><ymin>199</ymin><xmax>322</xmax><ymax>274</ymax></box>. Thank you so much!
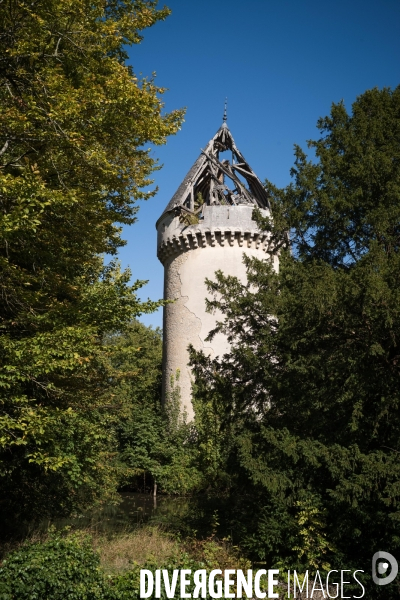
<box><xmin>0</xmin><ymin>533</ymin><xmax>110</xmax><ymax>600</ymax></box>
<box><xmin>0</xmin><ymin>529</ymin><xmax>252</xmax><ymax>600</ymax></box>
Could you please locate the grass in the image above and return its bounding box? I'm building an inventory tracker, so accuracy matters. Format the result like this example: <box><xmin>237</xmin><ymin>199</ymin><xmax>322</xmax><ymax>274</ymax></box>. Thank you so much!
<box><xmin>91</xmin><ymin>524</ymin><xmax>252</xmax><ymax>575</ymax></box>
<box><xmin>93</xmin><ymin>526</ymin><xmax>180</xmax><ymax>574</ymax></box>
<box><xmin>0</xmin><ymin>521</ymin><xmax>258</xmax><ymax>576</ymax></box>
<box><xmin>0</xmin><ymin>523</ymin><xmax>329</xmax><ymax>600</ymax></box>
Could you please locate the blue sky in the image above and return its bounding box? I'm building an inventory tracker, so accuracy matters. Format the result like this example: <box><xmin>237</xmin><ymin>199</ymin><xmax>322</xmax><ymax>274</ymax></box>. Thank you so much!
<box><xmin>120</xmin><ymin>0</ymin><xmax>400</xmax><ymax>329</ymax></box>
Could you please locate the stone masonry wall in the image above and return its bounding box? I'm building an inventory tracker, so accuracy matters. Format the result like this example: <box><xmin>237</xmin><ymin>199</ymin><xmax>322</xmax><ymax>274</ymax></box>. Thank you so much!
<box><xmin>158</xmin><ymin>205</ymin><xmax>273</xmax><ymax>419</ymax></box>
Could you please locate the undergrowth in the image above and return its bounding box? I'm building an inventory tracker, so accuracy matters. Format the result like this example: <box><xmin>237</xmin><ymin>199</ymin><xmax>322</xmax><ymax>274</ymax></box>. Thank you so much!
<box><xmin>0</xmin><ymin>525</ymin><xmax>252</xmax><ymax>599</ymax></box>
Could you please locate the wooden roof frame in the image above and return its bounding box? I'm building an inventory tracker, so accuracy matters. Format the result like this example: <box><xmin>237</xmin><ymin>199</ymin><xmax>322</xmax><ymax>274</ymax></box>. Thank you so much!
<box><xmin>156</xmin><ymin>123</ymin><xmax>270</xmax><ymax>226</ymax></box>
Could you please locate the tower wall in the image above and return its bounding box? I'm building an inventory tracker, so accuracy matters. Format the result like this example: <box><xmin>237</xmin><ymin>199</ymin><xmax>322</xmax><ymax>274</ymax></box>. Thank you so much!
<box><xmin>157</xmin><ymin>205</ymin><xmax>272</xmax><ymax>419</ymax></box>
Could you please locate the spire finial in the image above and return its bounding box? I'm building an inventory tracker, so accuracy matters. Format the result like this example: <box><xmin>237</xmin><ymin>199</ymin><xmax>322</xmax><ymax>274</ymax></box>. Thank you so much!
<box><xmin>223</xmin><ymin>98</ymin><xmax>227</xmax><ymax>124</ymax></box>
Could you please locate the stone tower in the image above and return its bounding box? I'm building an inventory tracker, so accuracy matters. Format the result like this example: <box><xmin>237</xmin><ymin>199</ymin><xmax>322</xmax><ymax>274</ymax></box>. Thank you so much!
<box><xmin>156</xmin><ymin>117</ymin><xmax>272</xmax><ymax>419</ymax></box>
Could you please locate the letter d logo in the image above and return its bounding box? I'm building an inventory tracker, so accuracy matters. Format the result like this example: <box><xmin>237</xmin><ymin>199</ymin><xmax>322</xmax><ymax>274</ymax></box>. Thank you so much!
<box><xmin>372</xmin><ymin>551</ymin><xmax>398</xmax><ymax>586</ymax></box>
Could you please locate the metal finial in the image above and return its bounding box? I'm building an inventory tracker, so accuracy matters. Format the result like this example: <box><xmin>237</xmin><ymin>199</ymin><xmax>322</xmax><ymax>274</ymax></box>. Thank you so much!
<box><xmin>223</xmin><ymin>98</ymin><xmax>227</xmax><ymax>123</ymax></box>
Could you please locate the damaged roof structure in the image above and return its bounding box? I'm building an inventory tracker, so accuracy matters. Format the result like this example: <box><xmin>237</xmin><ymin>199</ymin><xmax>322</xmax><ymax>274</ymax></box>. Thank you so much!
<box><xmin>157</xmin><ymin>116</ymin><xmax>270</xmax><ymax>227</ymax></box>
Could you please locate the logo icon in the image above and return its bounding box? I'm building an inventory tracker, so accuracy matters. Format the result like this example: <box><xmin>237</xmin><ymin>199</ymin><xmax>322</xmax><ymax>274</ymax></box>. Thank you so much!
<box><xmin>372</xmin><ymin>551</ymin><xmax>398</xmax><ymax>586</ymax></box>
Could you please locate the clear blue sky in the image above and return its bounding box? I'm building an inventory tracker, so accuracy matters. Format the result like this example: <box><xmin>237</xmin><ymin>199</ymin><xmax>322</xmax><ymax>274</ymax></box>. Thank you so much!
<box><xmin>119</xmin><ymin>0</ymin><xmax>400</xmax><ymax>329</ymax></box>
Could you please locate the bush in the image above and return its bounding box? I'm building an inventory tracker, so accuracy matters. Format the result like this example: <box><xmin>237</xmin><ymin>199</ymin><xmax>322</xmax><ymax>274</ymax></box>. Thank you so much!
<box><xmin>0</xmin><ymin>533</ymin><xmax>110</xmax><ymax>600</ymax></box>
<box><xmin>0</xmin><ymin>533</ymin><xmax>255</xmax><ymax>600</ymax></box>
<box><xmin>0</xmin><ymin>531</ymin><xmax>221</xmax><ymax>600</ymax></box>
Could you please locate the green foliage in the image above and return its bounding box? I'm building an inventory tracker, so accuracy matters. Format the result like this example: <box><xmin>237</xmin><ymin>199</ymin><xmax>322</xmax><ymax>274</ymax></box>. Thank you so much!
<box><xmin>0</xmin><ymin>0</ymin><xmax>184</xmax><ymax>527</ymax></box>
<box><xmin>190</xmin><ymin>86</ymin><xmax>400</xmax><ymax>598</ymax></box>
<box><xmin>291</xmin><ymin>498</ymin><xmax>334</xmax><ymax>572</ymax></box>
<box><xmin>111</xmin><ymin>553</ymin><xmax>208</xmax><ymax>600</ymax></box>
<box><xmin>108</xmin><ymin>327</ymin><xmax>201</xmax><ymax>494</ymax></box>
<box><xmin>0</xmin><ymin>533</ymin><xmax>109</xmax><ymax>599</ymax></box>
<box><xmin>0</xmin><ymin>532</ymin><xmax>240</xmax><ymax>600</ymax></box>
<box><xmin>179</xmin><ymin>193</ymin><xmax>205</xmax><ymax>225</ymax></box>
<box><xmin>190</xmin><ymin>383</ymin><xmax>233</xmax><ymax>490</ymax></box>
<box><xmin>155</xmin><ymin>371</ymin><xmax>202</xmax><ymax>494</ymax></box>
<box><xmin>106</xmin><ymin>321</ymin><xmax>164</xmax><ymax>411</ymax></box>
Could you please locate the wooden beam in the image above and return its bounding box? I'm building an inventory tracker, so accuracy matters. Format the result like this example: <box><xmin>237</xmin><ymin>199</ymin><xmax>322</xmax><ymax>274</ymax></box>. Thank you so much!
<box><xmin>202</xmin><ymin>150</ymin><xmax>256</xmax><ymax>205</ymax></box>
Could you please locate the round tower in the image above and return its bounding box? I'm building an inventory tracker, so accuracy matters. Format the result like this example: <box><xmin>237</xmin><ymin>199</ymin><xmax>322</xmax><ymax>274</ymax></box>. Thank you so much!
<box><xmin>156</xmin><ymin>119</ymin><xmax>273</xmax><ymax>419</ymax></box>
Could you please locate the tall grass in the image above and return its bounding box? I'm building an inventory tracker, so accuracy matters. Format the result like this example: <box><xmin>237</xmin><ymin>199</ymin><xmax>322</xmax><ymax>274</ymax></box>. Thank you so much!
<box><xmin>93</xmin><ymin>526</ymin><xmax>179</xmax><ymax>573</ymax></box>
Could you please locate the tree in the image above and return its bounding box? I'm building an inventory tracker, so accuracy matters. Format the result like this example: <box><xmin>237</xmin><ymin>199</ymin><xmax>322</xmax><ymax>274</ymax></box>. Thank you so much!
<box><xmin>109</xmin><ymin>323</ymin><xmax>202</xmax><ymax>495</ymax></box>
<box><xmin>0</xmin><ymin>0</ymin><xmax>184</xmax><ymax>528</ymax></box>
<box><xmin>190</xmin><ymin>86</ymin><xmax>400</xmax><ymax>597</ymax></box>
